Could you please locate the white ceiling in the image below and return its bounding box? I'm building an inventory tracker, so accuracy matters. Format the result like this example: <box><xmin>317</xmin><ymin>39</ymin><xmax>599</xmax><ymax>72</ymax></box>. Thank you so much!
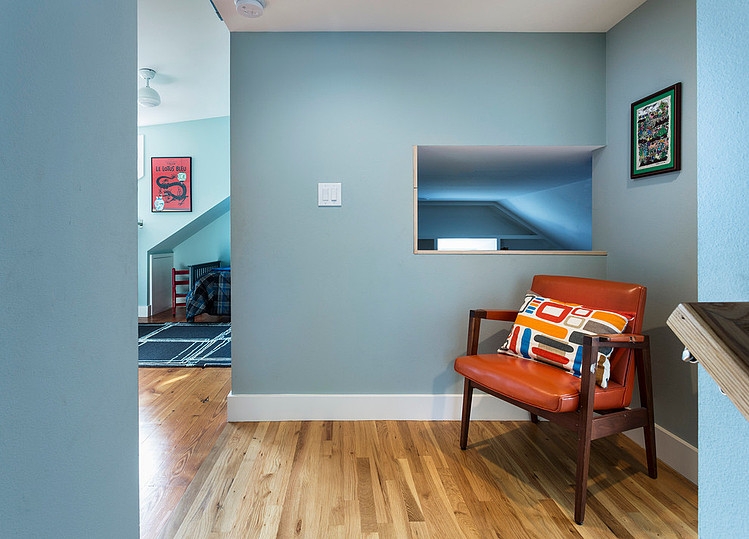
<box><xmin>138</xmin><ymin>0</ymin><xmax>646</xmax><ymax>127</ymax></box>
<box><xmin>137</xmin><ymin>0</ymin><xmax>230</xmax><ymax>127</ymax></box>
<box><xmin>216</xmin><ymin>0</ymin><xmax>647</xmax><ymax>33</ymax></box>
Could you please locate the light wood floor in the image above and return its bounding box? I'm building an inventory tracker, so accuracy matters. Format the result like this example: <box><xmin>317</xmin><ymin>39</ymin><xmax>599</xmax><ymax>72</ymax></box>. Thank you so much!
<box><xmin>139</xmin><ymin>367</ymin><xmax>232</xmax><ymax>538</ymax></box>
<box><xmin>140</xmin><ymin>371</ymin><xmax>697</xmax><ymax>539</ymax></box>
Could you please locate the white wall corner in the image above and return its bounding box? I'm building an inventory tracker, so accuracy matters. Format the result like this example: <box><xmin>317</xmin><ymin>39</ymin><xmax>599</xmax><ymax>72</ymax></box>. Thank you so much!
<box><xmin>625</xmin><ymin>424</ymin><xmax>697</xmax><ymax>485</ymax></box>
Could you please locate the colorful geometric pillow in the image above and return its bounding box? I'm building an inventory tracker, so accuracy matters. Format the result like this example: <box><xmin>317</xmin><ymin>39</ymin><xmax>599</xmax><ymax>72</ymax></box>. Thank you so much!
<box><xmin>499</xmin><ymin>292</ymin><xmax>631</xmax><ymax>388</ymax></box>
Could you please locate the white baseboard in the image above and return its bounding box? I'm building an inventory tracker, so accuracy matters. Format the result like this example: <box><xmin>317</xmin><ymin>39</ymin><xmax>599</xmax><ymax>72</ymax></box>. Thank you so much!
<box><xmin>227</xmin><ymin>392</ymin><xmax>527</xmax><ymax>422</ymax></box>
<box><xmin>138</xmin><ymin>305</ymin><xmax>151</xmax><ymax>318</ymax></box>
<box><xmin>227</xmin><ymin>392</ymin><xmax>697</xmax><ymax>483</ymax></box>
<box><xmin>625</xmin><ymin>424</ymin><xmax>697</xmax><ymax>485</ymax></box>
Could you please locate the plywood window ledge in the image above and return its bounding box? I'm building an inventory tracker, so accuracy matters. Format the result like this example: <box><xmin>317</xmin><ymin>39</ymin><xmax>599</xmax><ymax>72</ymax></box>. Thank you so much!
<box><xmin>667</xmin><ymin>302</ymin><xmax>749</xmax><ymax>422</ymax></box>
<box><xmin>413</xmin><ymin>250</ymin><xmax>608</xmax><ymax>256</ymax></box>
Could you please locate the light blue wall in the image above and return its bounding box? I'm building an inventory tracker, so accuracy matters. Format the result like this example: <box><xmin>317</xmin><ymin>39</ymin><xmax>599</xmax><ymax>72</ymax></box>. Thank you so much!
<box><xmin>230</xmin><ymin>33</ymin><xmax>608</xmax><ymax>396</ymax></box>
<box><xmin>598</xmin><ymin>0</ymin><xmax>698</xmax><ymax>446</ymax></box>
<box><xmin>0</xmin><ymin>2</ymin><xmax>138</xmax><ymax>537</ymax></box>
<box><xmin>173</xmin><ymin>210</ymin><xmax>231</xmax><ymax>269</ymax></box>
<box><xmin>137</xmin><ymin>116</ymin><xmax>230</xmax><ymax>307</ymax></box>
<box><xmin>696</xmin><ymin>0</ymin><xmax>749</xmax><ymax>535</ymax></box>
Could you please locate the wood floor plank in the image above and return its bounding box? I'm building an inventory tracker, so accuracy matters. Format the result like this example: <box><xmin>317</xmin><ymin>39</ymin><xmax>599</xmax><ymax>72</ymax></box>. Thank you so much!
<box><xmin>396</xmin><ymin>458</ymin><xmax>425</xmax><ymax>523</ymax></box>
<box><xmin>382</xmin><ymin>478</ymin><xmax>414</xmax><ymax>538</ymax></box>
<box><xmin>226</xmin><ymin>422</ymin><xmax>300</xmax><ymax>538</ymax></box>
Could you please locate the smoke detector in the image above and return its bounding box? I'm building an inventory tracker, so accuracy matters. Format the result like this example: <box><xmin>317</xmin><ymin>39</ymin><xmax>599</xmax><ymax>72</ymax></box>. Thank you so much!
<box><xmin>236</xmin><ymin>0</ymin><xmax>264</xmax><ymax>18</ymax></box>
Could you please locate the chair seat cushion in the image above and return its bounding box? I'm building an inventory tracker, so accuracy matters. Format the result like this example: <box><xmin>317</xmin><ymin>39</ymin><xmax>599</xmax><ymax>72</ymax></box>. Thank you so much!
<box><xmin>454</xmin><ymin>353</ymin><xmax>628</xmax><ymax>413</ymax></box>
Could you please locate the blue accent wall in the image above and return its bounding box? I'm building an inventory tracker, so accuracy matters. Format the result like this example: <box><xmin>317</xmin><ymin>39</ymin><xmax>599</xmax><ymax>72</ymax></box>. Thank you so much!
<box><xmin>229</xmin><ymin>32</ymin><xmax>608</xmax><ymax>395</ymax></box>
<box><xmin>0</xmin><ymin>2</ymin><xmax>138</xmax><ymax>537</ymax></box>
<box><xmin>696</xmin><ymin>0</ymin><xmax>749</xmax><ymax>534</ymax></box>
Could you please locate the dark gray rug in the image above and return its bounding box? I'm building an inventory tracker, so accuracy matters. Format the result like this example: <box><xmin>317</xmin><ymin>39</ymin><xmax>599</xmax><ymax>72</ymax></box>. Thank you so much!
<box><xmin>138</xmin><ymin>322</ymin><xmax>230</xmax><ymax>367</ymax></box>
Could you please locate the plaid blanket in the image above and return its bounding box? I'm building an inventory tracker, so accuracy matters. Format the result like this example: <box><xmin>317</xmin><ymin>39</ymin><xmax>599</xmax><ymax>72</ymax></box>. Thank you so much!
<box><xmin>185</xmin><ymin>269</ymin><xmax>231</xmax><ymax>322</ymax></box>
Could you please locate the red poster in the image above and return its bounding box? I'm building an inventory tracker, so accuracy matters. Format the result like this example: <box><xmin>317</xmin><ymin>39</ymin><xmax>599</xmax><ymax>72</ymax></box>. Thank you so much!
<box><xmin>151</xmin><ymin>157</ymin><xmax>192</xmax><ymax>212</ymax></box>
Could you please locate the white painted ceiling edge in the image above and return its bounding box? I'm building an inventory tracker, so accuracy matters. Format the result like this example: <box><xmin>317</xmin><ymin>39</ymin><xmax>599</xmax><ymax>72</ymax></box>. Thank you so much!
<box><xmin>215</xmin><ymin>0</ymin><xmax>647</xmax><ymax>33</ymax></box>
<box><xmin>138</xmin><ymin>0</ymin><xmax>646</xmax><ymax>127</ymax></box>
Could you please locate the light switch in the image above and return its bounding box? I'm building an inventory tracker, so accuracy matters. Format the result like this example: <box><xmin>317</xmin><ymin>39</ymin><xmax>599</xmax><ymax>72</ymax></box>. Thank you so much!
<box><xmin>318</xmin><ymin>182</ymin><xmax>342</xmax><ymax>206</ymax></box>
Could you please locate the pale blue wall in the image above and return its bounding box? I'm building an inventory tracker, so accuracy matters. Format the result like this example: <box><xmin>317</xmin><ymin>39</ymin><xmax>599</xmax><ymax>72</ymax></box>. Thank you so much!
<box><xmin>137</xmin><ymin>116</ymin><xmax>230</xmax><ymax>307</ymax></box>
<box><xmin>229</xmin><ymin>33</ymin><xmax>608</xmax><ymax>396</ymax></box>
<box><xmin>0</xmin><ymin>2</ymin><xmax>138</xmax><ymax>537</ymax></box>
<box><xmin>598</xmin><ymin>0</ymin><xmax>698</xmax><ymax>446</ymax></box>
<box><xmin>173</xmin><ymin>210</ymin><xmax>231</xmax><ymax>269</ymax></box>
<box><xmin>696</xmin><ymin>0</ymin><xmax>749</xmax><ymax>535</ymax></box>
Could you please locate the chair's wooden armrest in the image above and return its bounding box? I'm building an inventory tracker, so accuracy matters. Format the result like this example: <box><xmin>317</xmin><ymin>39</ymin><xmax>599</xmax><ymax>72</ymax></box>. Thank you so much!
<box><xmin>586</xmin><ymin>333</ymin><xmax>648</xmax><ymax>346</ymax></box>
<box><xmin>580</xmin><ymin>334</ymin><xmax>649</xmax><ymax>378</ymax></box>
<box><xmin>579</xmin><ymin>333</ymin><xmax>652</xmax><ymax>403</ymax></box>
<box><xmin>479</xmin><ymin>309</ymin><xmax>519</xmax><ymax>322</ymax></box>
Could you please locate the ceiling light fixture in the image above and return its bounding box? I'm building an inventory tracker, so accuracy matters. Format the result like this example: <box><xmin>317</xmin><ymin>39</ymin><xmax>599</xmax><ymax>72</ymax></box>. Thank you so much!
<box><xmin>236</xmin><ymin>0</ymin><xmax>264</xmax><ymax>18</ymax></box>
<box><xmin>138</xmin><ymin>68</ymin><xmax>161</xmax><ymax>108</ymax></box>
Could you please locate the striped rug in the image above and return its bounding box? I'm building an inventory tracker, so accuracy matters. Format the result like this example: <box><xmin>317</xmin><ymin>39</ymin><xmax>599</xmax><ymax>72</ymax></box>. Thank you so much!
<box><xmin>138</xmin><ymin>322</ymin><xmax>230</xmax><ymax>367</ymax></box>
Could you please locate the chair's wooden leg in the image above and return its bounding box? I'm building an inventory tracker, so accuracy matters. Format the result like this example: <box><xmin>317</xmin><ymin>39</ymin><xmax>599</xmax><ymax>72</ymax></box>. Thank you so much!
<box><xmin>643</xmin><ymin>425</ymin><xmax>658</xmax><ymax>478</ymax></box>
<box><xmin>460</xmin><ymin>378</ymin><xmax>474</xmax><ymax>450</ymax></box>
<box><xmin>636</xmin><ymin>340</ymin><xmax>658</xmax><ymax>478</ymax></box>
<box><xmin>574</xmin><ymin>342</ymin><xmax>598</xmax><ymax>525</ymax></box>
<box><xmin>574</xmin><ymin>424</ymin><xmax>593</xmax><ymax>524</ymax></box>
<box><xmin>530</xmin><ymin>413</ymin><xmax>539</xmax><ymax>424</ymax></box>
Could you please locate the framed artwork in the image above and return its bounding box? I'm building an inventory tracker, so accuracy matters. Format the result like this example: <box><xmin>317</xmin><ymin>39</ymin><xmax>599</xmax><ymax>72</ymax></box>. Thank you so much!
<box><xmin>151</xmin><ymin>156</ymin><xmax>192</xmax><ymax>212</ymax></box>
<box><xmin>631</xmin><ymin>83</ymin><xmax>682</xmax><ymax>179</ymax></box>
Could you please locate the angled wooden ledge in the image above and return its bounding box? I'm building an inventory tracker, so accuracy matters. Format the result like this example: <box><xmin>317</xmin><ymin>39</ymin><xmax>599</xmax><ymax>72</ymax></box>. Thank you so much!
<box><xmin>667</xmin><ymin>302</ymin><xmax>749</xmax><ymax>422</ymax></box>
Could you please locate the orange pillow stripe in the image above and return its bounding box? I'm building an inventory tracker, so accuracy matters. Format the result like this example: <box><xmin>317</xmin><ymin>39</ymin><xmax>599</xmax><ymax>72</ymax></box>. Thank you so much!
<box><xmin>514</xmin><ymin>313</ymin><xmax>569</xmax><ymax>339</ymax></box>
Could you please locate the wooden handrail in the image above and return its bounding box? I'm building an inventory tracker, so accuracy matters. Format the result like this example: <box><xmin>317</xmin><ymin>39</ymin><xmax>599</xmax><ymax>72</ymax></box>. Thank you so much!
<box><xmin>667</xmin><ymin>302</ymin><xmax>749</xmax><ymax>422</ymax></box>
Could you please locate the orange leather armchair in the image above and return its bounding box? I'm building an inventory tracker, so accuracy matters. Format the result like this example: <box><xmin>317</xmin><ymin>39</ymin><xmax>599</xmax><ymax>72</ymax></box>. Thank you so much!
<box><xmin>454</xmin><ymin>274</ymin><xmax>657</xmax><ymax>524</ymax></box>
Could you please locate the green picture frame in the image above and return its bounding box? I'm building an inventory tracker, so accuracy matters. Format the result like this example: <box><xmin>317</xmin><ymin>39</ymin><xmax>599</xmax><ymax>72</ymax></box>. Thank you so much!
<box><xmin>631</xmin><ymin>83</ymin><xmax>682</xmax><ymax>179</ymax></box>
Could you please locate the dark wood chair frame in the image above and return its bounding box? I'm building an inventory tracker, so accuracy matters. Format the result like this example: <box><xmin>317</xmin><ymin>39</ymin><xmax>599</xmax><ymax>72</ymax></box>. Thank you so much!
<box><xmin>459</xmin><ymin>308</ymin><xmax>658</xmax><ymax>524</ymax></box>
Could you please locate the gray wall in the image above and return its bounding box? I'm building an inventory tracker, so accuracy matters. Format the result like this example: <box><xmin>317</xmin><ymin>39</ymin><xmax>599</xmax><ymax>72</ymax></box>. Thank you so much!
<box><xmin>0</xmin><ymin>2</ymin><xmax>138</xmax><ymax>537</ymax></box>
<box><xmin>696</xmin><ymin>0</ymin><xmax>749</xmax><ymax>534</ymax></box>
<box><xmin>597</xmin><ymin>0</ymin><xmax>698</xmax><ymax>446</ymax></box>
<box><xmin>229</xmin><ymin>33</ymin><xmax>608</xmax><ymax>396</ymax></box>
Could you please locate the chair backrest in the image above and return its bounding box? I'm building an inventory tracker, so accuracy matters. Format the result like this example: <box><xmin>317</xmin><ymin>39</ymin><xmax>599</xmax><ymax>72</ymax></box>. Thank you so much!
<box><xmin>530</xmin><ymin>275</ymin><xmax>647</xmax><ymax>397</ymax></box>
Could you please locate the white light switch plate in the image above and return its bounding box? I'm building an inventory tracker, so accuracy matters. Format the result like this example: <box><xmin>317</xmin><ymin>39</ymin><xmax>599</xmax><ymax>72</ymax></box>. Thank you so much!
<box><xmin>318</xmin><ymin>182</ymin><xmax>342</xmax><ymax>206</ymax></box>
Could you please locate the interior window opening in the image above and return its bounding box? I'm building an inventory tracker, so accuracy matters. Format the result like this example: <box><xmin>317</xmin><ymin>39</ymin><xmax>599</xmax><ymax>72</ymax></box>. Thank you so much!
<box><xmin>414</xmin><ymin>145</ymin><xmax>601</xmax><ymax>253</ymax></box>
